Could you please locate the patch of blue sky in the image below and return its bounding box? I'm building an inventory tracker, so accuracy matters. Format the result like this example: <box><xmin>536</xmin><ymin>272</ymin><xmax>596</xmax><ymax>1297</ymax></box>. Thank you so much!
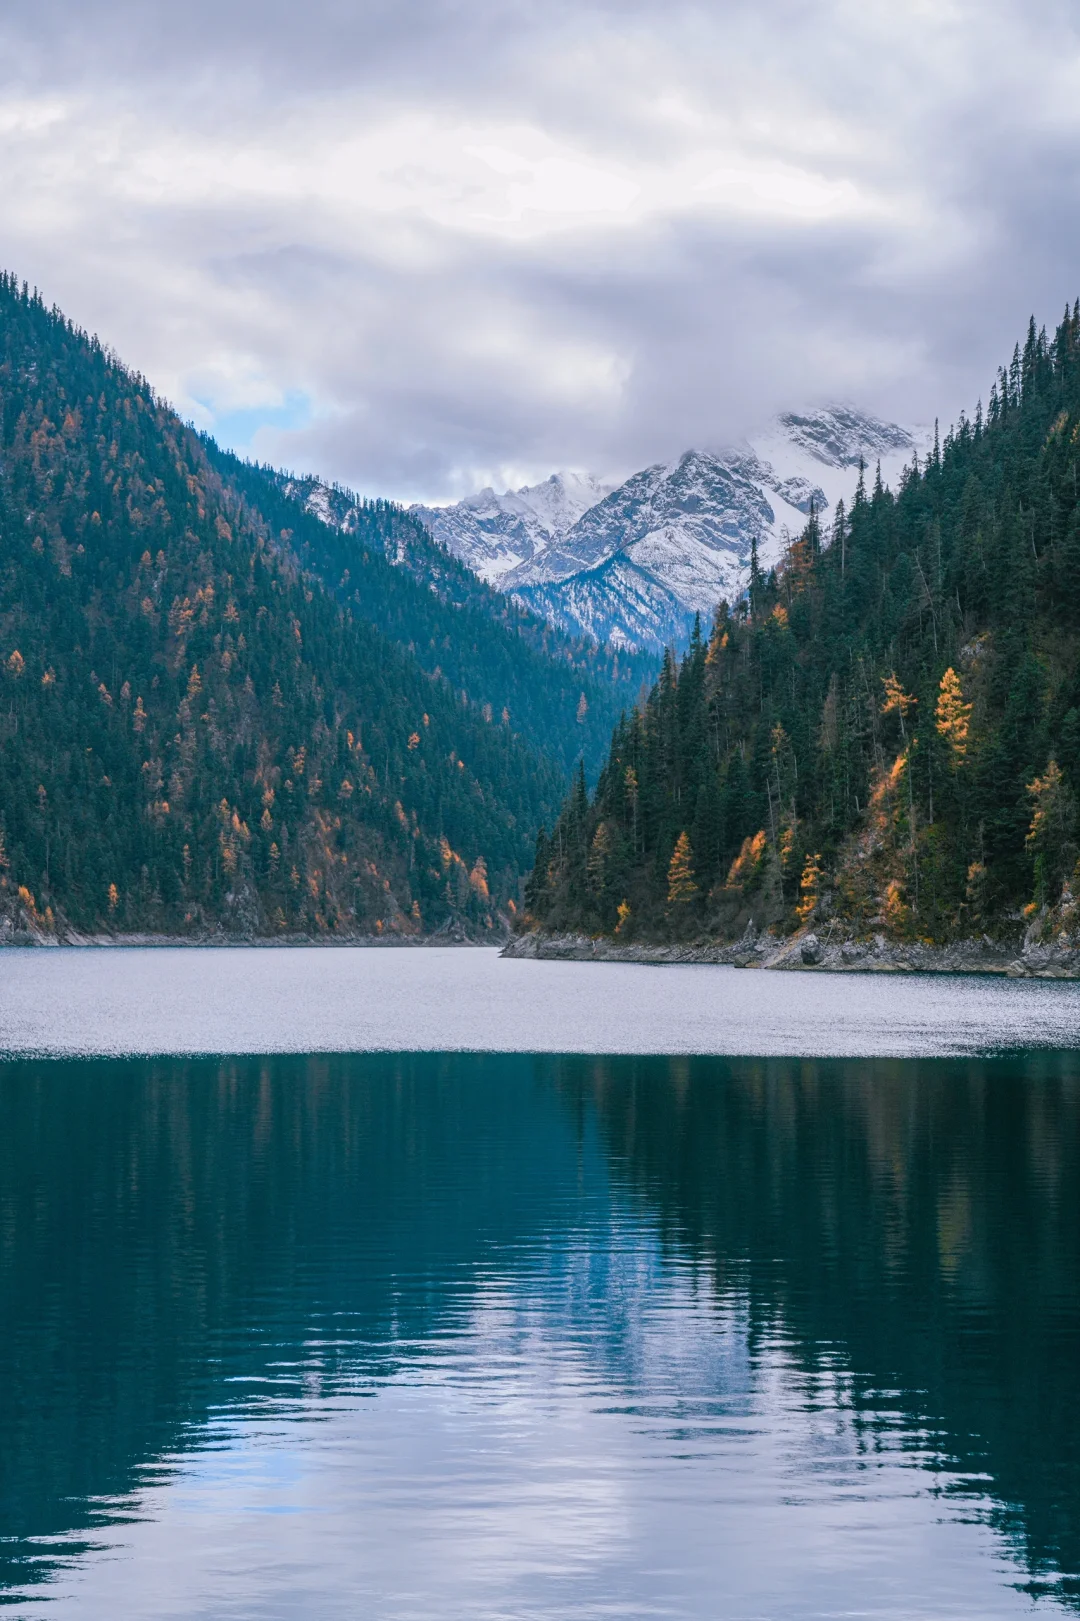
<box><xmin>196</xmin><ymin>390</ymin><xmax>314</xmax><ymax>458</ymax></box>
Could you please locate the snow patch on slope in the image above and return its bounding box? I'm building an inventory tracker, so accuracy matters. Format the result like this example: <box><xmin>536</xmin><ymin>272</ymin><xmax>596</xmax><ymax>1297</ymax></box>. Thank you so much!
<box><xmin>411</xmin><ymin>471</ymin><xmax>612</xmax><ymax>584</ymax></box>
<box><xmin>413</xmin><ymin>407</ymin><xmax>928</xmax><ymax>651</ymax></box>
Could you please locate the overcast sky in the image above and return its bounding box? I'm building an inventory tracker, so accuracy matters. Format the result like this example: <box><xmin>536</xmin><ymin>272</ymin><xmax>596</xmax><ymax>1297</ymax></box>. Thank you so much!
<box><xmin>0</xmin><ymin>0</ymin><xmax>1078</xmax><ymax>501</ymax></box>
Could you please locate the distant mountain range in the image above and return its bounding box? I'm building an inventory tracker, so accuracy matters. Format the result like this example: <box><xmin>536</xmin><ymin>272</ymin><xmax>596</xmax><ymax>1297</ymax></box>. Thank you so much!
<box><xmin>412</xmin><ymin>408</ymin><xmax>924</xmax><ymax>651</ymax></box>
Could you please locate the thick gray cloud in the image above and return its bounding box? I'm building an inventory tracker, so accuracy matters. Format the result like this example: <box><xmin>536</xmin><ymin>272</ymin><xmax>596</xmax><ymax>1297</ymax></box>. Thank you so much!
<box><xmin>0</xmin><ymin>0</ymin><xmax>1078</xmax><ymax>499</ymax></box>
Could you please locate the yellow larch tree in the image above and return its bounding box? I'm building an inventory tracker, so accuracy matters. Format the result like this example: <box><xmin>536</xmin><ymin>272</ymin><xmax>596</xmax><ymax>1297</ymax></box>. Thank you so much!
<box><xmin>935</xmin><ymin>668</ymin><xmax>972</xmax><ymax>764</ymax></box>
<box><xmin>667</xmin><ymin>832</ymin><xmax>697</xmax><ymax>907</ymax></box>
<box><xmin>881</xmin><ymin>673</ymin><xmax>916</xmax><ymax>739</ymax></box>
<box><xmin>796</xmin><ymin>852</ymin><xmax>824</xmax><ymax>925</ymax></box>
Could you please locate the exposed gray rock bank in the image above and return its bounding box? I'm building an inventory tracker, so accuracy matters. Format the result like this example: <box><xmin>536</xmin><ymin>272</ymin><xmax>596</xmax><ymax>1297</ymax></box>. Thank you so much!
<box><xmin>503</xmin><ymin>922</ymin><xmax>1080</xmax><ymax>978</ymax></box>
<box><xmin>0</xmin><ymin>918</ymin><xmax>500</xmax><ymax>950</ymax></box>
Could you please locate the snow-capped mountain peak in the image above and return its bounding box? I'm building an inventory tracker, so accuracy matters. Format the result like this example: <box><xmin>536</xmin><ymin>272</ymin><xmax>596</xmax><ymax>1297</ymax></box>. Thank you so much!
<box><xmin>411</xmin><ymin>470</ymin><xmax>611</xmax><ymax>584</ymax></box>
<box><xmin>412</xmin><ymin>406</ymin><xmax>925</xmax><ymax>651</ymax></box>
<box><xmin>773</xmin><ymin>405</ymin><xmax>917</xmax><ymax>469</ymax></box>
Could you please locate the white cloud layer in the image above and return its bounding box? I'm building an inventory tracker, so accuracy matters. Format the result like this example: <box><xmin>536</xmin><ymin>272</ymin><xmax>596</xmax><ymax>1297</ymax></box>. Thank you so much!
<box><xmin>0</xmin><ymin>0</ymin><xmax>1078</xmax><ymax>499</ymax></box>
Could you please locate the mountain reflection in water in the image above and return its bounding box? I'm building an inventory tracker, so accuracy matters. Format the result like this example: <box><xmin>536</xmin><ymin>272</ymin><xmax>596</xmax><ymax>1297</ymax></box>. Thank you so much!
<box><xmin>1</xmin><ymin>1051</ymin><xmax>1077</xmax><ymax>1618</ymax></box>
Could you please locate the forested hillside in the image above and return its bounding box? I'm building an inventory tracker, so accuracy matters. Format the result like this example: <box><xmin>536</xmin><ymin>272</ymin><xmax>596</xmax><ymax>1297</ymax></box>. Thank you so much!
<box><xmin>0</xmin><ymin>275</ymin><xmax>586</xmax><ymax>938</ymax></box>
<box><xmin>215</xmin><ymin>460</ymin><xmax>656</xmax><ymax>779</ymax></box>
<box><xmin>527</xmin><ymin>309</ymin><xmax>1080</xmax><ymax>949</ymax></box>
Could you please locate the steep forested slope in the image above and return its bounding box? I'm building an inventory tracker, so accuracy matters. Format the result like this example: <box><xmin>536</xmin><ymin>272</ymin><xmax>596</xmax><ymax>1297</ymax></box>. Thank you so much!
<box><xmin>0</xmin><ymin>275</ymin><xmax>573</xmax><ymax>937</ymax></box>
<box><xmin>214</xmin><ymin>460</ymin><xmax>656</xmax><ymax>779</ymax></box>
<box><xmin>527</xmin><ymin>310</ymin><xmax>1080</xmax><ymax>949</ymax></box>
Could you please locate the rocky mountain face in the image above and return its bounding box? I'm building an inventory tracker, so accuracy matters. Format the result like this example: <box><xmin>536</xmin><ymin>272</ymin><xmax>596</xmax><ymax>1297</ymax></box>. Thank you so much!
<box><xmin>414</xmin><ymin>409</ymin><xmax>922</xmax><ymax>651</ymax></box>
<box><xmin>411</xmin><ymin>472</ymin><xmax>612</xmax><ymax>584</ymax></box>
<box><xmin>267</xmin><ymin>469</ymin><xmax>661</xmax><ymax>776</ymax></box>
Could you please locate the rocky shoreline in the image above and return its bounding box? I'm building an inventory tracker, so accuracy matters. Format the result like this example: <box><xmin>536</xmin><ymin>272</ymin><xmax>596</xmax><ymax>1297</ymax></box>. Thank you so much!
<box><xmin>0</xmin><ymin>920</ymin><xmax>500</xmax><ymax>950</ymax></box>
<box><xmin>502</xmin><ymin>922</ymin><xmax>1080</xmax><ymax>979</ymax></box>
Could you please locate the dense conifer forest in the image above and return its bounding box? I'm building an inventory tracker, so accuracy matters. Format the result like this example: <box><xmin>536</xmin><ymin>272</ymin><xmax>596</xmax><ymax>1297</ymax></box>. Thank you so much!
<box><xmin>527</xmin><ymin>309</ymin><xmax>1080</xmax><ymax>949</ymax></box>
<box><xmin>217</xmin><ymin>457</ymin><xmax>655</xmax><ymax>779</ymax></box>
<box><xmin>0</xmin><ymin>276</ymin><xmax>642</xmax><ymax>939</ymax></box>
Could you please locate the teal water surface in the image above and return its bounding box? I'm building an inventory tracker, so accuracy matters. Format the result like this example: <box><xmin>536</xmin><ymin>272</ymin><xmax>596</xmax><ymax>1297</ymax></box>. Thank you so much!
<box><xmin>1</xmin><ymin>1041</ymin><xmax>1078</xmax><ymax>1617</ymax></box>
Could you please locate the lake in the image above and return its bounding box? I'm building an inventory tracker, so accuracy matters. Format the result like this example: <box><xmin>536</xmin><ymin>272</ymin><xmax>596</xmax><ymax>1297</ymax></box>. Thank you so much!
<box><xmin>1</xmin><ymin>949</ymin><xmax>1079</xmax><ymax>1617</ymax></box>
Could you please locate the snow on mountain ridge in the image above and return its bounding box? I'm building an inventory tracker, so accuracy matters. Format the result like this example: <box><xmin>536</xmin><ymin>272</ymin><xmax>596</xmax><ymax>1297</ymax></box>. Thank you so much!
<box><xmin>775</xmin><ymin>406</ymin><xmax>916</xmax><ymax>469</ymax></box>
<box><xmin>411</xmin><ymin>406</ymin><xmax>925</xmax><ymax>652</ymax></box>
<box><xmin>410</xmin><ymin>470</ymin><xmax>612</xmax><ymax>584</ymax></box>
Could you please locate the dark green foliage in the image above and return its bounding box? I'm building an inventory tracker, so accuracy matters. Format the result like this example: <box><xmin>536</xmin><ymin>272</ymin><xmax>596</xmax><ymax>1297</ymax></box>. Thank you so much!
<box><xmin>213</xmin><ymin>459</ymin><xmax>657</xmax><ymax>779</ymax></box>
<box><xmin>0</xmin><ymin>274</ymin><xmax>601</xmax><ymax>936</ymax></box>
<box><xmin>529</xmin><ymin>307</ymin><xmax>1080</xmax><ymax>943</ymax></box>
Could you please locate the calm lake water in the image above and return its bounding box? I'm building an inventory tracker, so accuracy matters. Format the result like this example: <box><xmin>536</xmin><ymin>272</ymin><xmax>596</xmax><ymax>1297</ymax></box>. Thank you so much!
<box><xmin>1</xmin><ymin>950</ymin><xmax>1079</xmax><ymax>1618</ymax></box>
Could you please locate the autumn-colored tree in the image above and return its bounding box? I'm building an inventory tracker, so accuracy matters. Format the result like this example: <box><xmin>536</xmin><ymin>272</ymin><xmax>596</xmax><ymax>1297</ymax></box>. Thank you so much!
<box><xmin>1026</xmin><ymin>759</ymin><xmax>1076</xmax><ymax>906</ymax></box>
<box><xmin>796</xmin><ymin>852</ymin><xmax>824</xmax><ymax>925</ymax></box>
<box><xmin>881</xmin><ymin>673</ymin><xmax>916</xmax><ymax>738</ymax></box>
<box><xmin>469</xmin><ymin>856</ymin><xmax>489</xmax><ymax>902</ymax></box>
<box><xmin>615</xmin><ymin>898</ymin><xmax>632</xmax><ymax>934</ymax></box>
<box><xmin>935</xmin><ymin>668</ymin><xmax>972</xmax><ymax>764</ymax></box>
<box><xmin>882</xmin><ymin>877</ymin><xmax>911</xmax><ymax>936</ymax></box>
<box><xmin>667</xmin><ymin>832</ymin><xmax>697</xmax><ymax>907</ymax></box>
<box><xmin>727</xmin><ymin>830</ymin><xmax>767</xmax><ymax>892</ymax></box>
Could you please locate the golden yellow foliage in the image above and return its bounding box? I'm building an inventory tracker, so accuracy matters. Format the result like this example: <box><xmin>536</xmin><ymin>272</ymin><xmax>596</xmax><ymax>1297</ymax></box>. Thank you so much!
<box><xmin>727</xmin><ymin>829</ymin><xmax>767</xmax><ymax>890</ymax></box>
<box><xmin>881</xmin><ymin>673</ymin><xmax>916</xmax><ymax>735</ymax></box>
<box><xmin>667</xmin><ymin>831</ymin><xmax>697</xmax><ymax>906</ymax></box>
<box><xmin>882</xmin><ymin>878</ymin><xmax>909</xmax><ymax>933</ymax></box>
<box><xmin>1026</xmin><ymin>759</ymin><xmax>1070</xmax><ymax>850</ymax></box>
<box><xmin>870</xmin><ymin>750</ymin><xmax>908</xmax><ymax>811</ymax></box>
<box><xmin>935</xmin><ymin>667</ymin><xmax>972</xmax><ymax>762</ymax></box>
<box><xmin>796</xmin><ymin>852</ymin><xmax>824</xmax><ymax>925</ymax></box>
